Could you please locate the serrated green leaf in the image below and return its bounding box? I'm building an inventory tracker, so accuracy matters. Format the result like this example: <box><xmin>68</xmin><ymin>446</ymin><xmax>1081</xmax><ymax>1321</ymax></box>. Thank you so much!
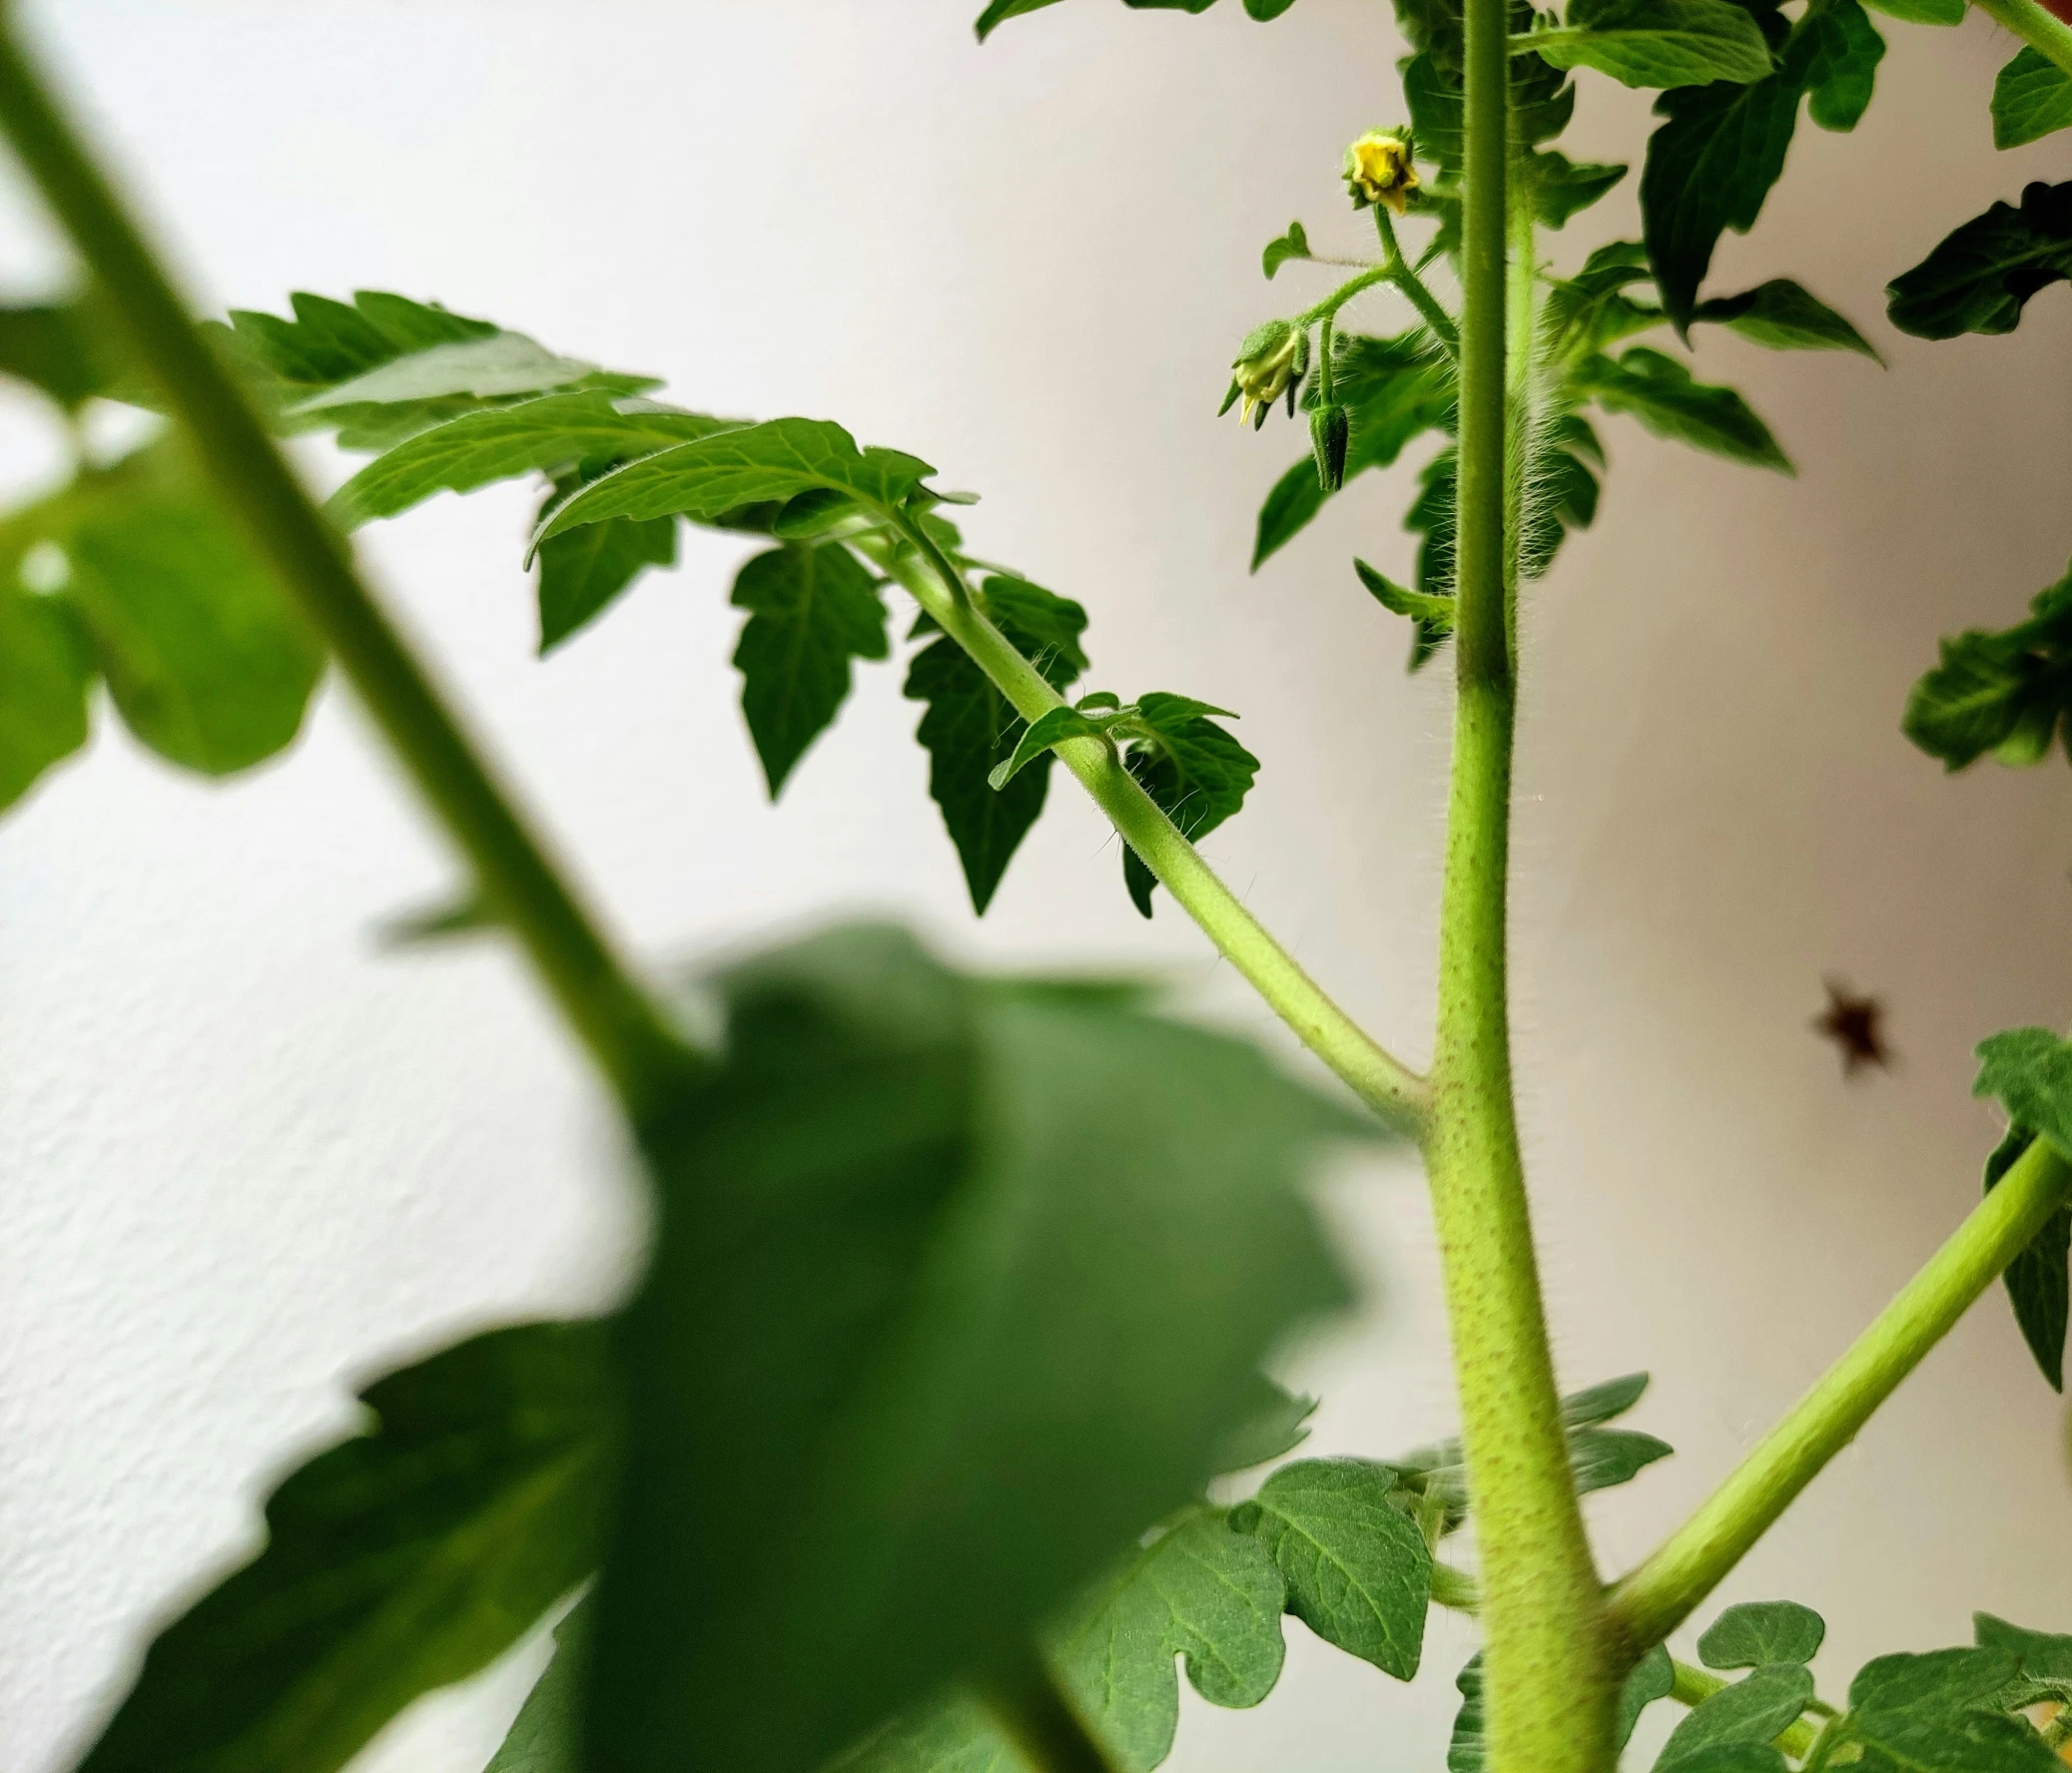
<box><xmin>1527</xmin><ymin>150</ymin><xmax>1631</xmax><ymax>228</ymax></box>
<box><xmin>1993</xmin><ymin>49</ymin><xmax>2072</xmax><ymax>149</ymax></box>
<box><xmin>1887</xmin><ymin>181</ymin><xmax>2072</xmax><ymax>339</ymax></box>
<box><xmin>1228</xmin><ymin>1459</ymin><xmax>1430</xmax><ymax>1678</ymax></box>
<box><xmin>1355</xmin><ymin>556</ymin><xmax>1457</xmax><ymax>629</ymax></box>
<box><xmin>1574</xmin><ymin>346</ymin><xmax>1792</xmax><ymax>472</ymax></box>
<box><xmin>77</xmin><ymin>1322</ymin><xmax>614</xmax><ymax>1773</ymax></box>
<box><xmin>1983</xmin><ymin>1127</ymin><xmax>2069</xmax><ymax>1391</ymax></box>
<box><xmin>1692</xmin><ymin>280</ymin><xmax>1881</xmax><ymax>357</ymax></box>
<box><xmin>1263</xmin><ymin>221</ymin><xmax>1312</xmax><ymax>279</ymax></box>
<box><xmin>1801</xmin><ymin>0</ymin><xmax>1883</xmax><ymax>132</ymax></box>
<box><xmin>594</xmin><ymin>924</ymin><xmax>1358</xmax><ymax>1773</ymax></box>
<box><xmin>536</xmin><ymin>513</ymin><xmax>677</xmax><ymax>655</ymax></box>
<box><xmin>1051</xmin><ymin>1509</ymin><xmax>1287</xmax><ymax>1771</ymax></box>
<box><xmin>1212</xmin><ymin>1375</ymin><xmax>1317</xmax><ymax>1474</ymax></box>
<box><xmin>60</xmin><ymin>439</ymin><xmax>325</xmax><ymax>775</ymax></box>
<box><xmin>729</xmin><ymin>542</ymin><xmax>888</xmax><ymax>799</ymax></box>
<box><xmin>1698</xmin><ymin>1602</ymin><xmax>1826</xmax><ymax>1670</ymax></box>
<box><xmin>906</xmin><ymin>575</ymin><xmax>1088</xmax><ymax>913</ymax></box>
<box><xmin>1404</xmin><ymin>51</ymin><xmax>1466</xmax><ymax>167</ymax></box>
<box><xmin>482</xmin><ymin>1599</ymin><xmax>589</xmax><ymax>1773</ymax></box>
<box><xmin>1848</xmin><ymin>1648</ymin><xmax>2059</xmax><ymax>1773</ymax></box>
<box><xmin>1120</xmin><ymin>693</ymin><xmax>1259</xmax><ymax>916</ymax></box>
<box><xmin>989</xmin><ymin>703</ymin><xmax>1113</xmax><ymax>791</ymax></box>
<box><xmin>0</xmin><ymin>579</ymin><xmax>91</xmax><ymax>811</ymax></box>
<box><xmin>1659</xmin><ymin>1663</ymin><xmax>1816</xmax><ymax>1765</ymax></box>
<box><xmin>1532</xmin><ymin>0</ymin><xmax>1772</xmax><ymax>90</ymax></box>
<box><xmin>1545</xmin><ymin>241</ymin><xmax>1667</xmax><ymax>360</ymax></box>
<box><xmin>330</xmin><ymin>391</ymin><xmax>739</xmax><ymax>529</ymax></box>
<box><xmin>1449</xmin><ymin>1654</ymin><xmax>1487</xmax><ymax>1773</ymax></box>
<box><xmin>533</xmin><ymin>417</ymin><xmax>936</xmax><ymax>551</ymax></box>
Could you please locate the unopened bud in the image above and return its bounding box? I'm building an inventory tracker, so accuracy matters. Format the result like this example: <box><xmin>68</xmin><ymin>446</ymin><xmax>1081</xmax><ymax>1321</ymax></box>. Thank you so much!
<box><xmin>1344</xmin><ymin>129</ymin><xmax>1420</xmax><ymax>216</ymax></box>
<box><xmin>1310</xmin><ymin>402</ymin><xmax>1350</xmax><ymax>493</ymax></box>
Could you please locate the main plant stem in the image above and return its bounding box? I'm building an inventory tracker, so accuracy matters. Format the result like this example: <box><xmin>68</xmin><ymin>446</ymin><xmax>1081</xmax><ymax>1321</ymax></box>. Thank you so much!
<box><xmin>1424</xmin><ymin>1</ymin><xmax>1610</xmax><ymax>1767</ymax></box>
<box><xmin>1973</xmin><ymin>0</ymin><xmax>2072</xmax><ymax>79</ymax></box>
<box><xmin>0</xmin><ymin>13</ymin><xmax>702</xmax><ymax>1125</ymax></box>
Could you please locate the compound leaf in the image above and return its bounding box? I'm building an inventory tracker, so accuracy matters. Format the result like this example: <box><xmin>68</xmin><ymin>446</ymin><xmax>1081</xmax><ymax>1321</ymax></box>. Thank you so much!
<box><xmin>77</xmin><ymin>1322</ymin><xmax>615</xmax><ymax>1773</ymax></box>
<box><xmin>596</xmin><ymin>923</ymin><xmax>1358</xmax><ymax>1773</ymax></box>
<box><xmin>1573</xmin><ymin>346</ymin><xmax>1791</xmax><ymax>472</ymax></box>
<box><xmin>1698</xmin><ymin>1602</ymin><xmax>1826</xmax><ymax>1670</ymax></box>
<box><xmin>730</xmin><ymin>542</ymin><xmax>888</xmax><ymax>799</ymax></box>
<box><xmin>1229</xmin><ymin>1459</ymin><xmax>1430</xmax><ymax>1678</ymax></box>
<box><xmin>1887</xmin><ymin>181</ymin><xmax>2072</xmax><ymax>339</ymax></box>
<box><xmin>1119</xmin><ymin>693</ymin><xmax>1259</xmax><ymax>915</ymax></box>
<box><xmin>1691</xmin><ymin>280</ymin><xmax>1881</xmax><ymax>357</ymax></box>
<box><xmin>1993</xmin><ymin>49</ymin><xmax>2072</xmax><ymax>150</ymax></box>
<box><xmin>1532</xmin><ymin>0</ymin><xmax>1772</xmax><ymax>90</ymax></box>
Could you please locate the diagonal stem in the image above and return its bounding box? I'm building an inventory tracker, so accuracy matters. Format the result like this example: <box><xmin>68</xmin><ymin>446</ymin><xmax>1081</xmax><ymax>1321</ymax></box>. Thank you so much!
<box><xmin>1607</xmin><ymin>1135</ymin><xmax>2072</xmax><ymax>1659</ymax></box>
<box><xmin>0</xmin><ymin>12</ymin><xmax>703</xmax><ymax>1124</ymax></box>
<box><xmin>1973</xmin><ymin>0</ymin><xmax>2072</xmax><ymax>79</ymax></box>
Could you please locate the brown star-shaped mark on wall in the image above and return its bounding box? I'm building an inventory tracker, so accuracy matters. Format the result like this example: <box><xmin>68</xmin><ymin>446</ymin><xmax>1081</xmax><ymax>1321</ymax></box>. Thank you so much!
<box><xmin>1813</xmin><ymin>978</ymin><xmax>1891</xmax><ymax>1077</ymax></box>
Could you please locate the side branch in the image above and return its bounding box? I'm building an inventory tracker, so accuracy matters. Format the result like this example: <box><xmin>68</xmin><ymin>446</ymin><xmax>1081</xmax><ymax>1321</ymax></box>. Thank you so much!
<box><xmin>0</xmin><ymin>16</ymin><xmax>703</xmax><ymax>1123</ymax></box>
<box><xmin>1607</xmin><ymin>1136</ymin><xmax>2072</xmax><ymax>1659</ymax></box>
<box><xmin>862</xmin><ymin>528</ymin><xmax>1431</xmax><ymax>1136</ymax></box>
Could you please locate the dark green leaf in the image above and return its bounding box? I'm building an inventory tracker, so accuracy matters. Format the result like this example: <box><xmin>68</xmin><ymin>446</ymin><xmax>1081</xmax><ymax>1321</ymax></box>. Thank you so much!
<box><xmin>1903</xmin><ymin>564</ymin><xmax>2072</xmax><ymax>771</ymax></box>
<box><xmin>78</xmin><ymin>1322</ymin><xmax>615</xmax><ymax>1773</ymax></box>
<box><xmin>483</xmin><ymin>1599</ymin><xmax>589</xmax><ymax>1773</ymax></box>
<box><xmin>1983</xmin><ymin>1127</ymin><xmax>2069</xmax><ymax>1391</ymax></box>
<box><xmin>1228</xmin><ymin>1459</ymin><xmax>1430</xmax><ymax>1678</ymax></box>
<box><xmin>906</xmin><ymin>575</ymin><xmax>1087</xmax><ymax>913</ymax></box>
<box><xmin>1405</xmin><ymin>52</ymin><xmax>1466</xmax><ymax>167</ymax></box>
<box><xmin>1691</xmin><ymin>280</ymin><xmax>1881</xmax><ymax>357</ymax></box>
<box><xmin>62</xmin><ymin>441</ymin><xmax>325</xmax><ymax>775</ymax></box>
<box><xmin>1532</xmin><ymin>0</ymin><xmax>1772</xmax><ymax>90</ymax></box>
<box><xmin>1659</xmin><ymin>1662</ymin><xmax>1816</xmax><ymax>1764</ymax></box>
<box><xmin>1887</xmin><ymin>181</ymin><xmax>2072</xmax><ymax>339</ymax></box>
<box><xmin>1801</xmin><ymin>0</ymin><xmax>1884</xmax><ymax>132</ymax></box>
<box><xmin>534</xmin><ymin>418</ymin><xmax>937</xmax><ymax>549</ymax></box>
<box><xmin>1527</xmin><ymin>151</ymin><xmax>1631</xmax><ymax>228</ymax></box>
<box><xmin>1848</xmin><ymin>1647</ymin><xmax>2059</xmax><ymax>1773</ymax></box>
<box><xmin>1521</xmin><ymin>410</ymin><xmax>1604</xmax><ymax>582</ymax></box>
<box><xmin>1264</xmin><ymin>221</ymin><xmax>1312</xmax><ymax>279</ymax></box>
<box><xmin>729</xmin><ymin>542</ymin><xmax>888</xmax><ymax>799</ymax></box>
<box><xmin>1573</xmin><ymin>346</ymin><xmax>1792</xmax><ymax>472</ymax></box>
<box><xmin>1120</xmin><ymin>693</ymin><xmax>1259</xmax><ymax>916</ymax></box>
<box><xmin>595</xmin><ymin>924</ymin><xmax>1357</xmax><ymax>1773</ymax></box>
<box><xmin>1051</xmin><ymin>1509</ymin><xmax>1287</xmax><ymax>1771</ymax></box>
<box><xmin>1356</xmin><ymin>556</ymin><xmax>1456</xmax><ymax>630</ymax></box>
<box><xmin>1993</xmin><ymin>49</ymin><xmax>2072</xmax><ymax>149</ymax></box>
<box><xmin>1212</xmin><ymin>1376</ymin><xmax>1317</xmax><ymax>1473</ymax></box>
<box><xmin>0</xmin><ymin>295</ymin><xmax>118</xmax><ymax>410</ymax></box>
<box><xmin>1698</xmin><ymin>1602</ymin><xmax>1826</xmax><ymax>1670</ymax></box>
<box><xmin>536</xmin><ymin>513</ymin><xmax>677</xmax><ymax>655</ymax></box>
<box><xmin>1621</xmin><ymin>1646</ymin><xmax>1678</xmax><ymax>1750</ymax></box>
<box><xmin>0</xmin><ymin>579</ymin><xmax>91</xmax><ymax>812</ymax></box>
<box><xmin>330</xmin><ymin>391</ymin><xmax>738</xmax><ymax>529</ymax></box>
<box><xmin>989</xmin><ymin>703</ymin><xmax>1112</xmax><ymax>791</ymax></box>
<box><xmin>1449</xmin><ymin>1654</ymin><xmax>1486</xmax><ymax>1773</ymax></box>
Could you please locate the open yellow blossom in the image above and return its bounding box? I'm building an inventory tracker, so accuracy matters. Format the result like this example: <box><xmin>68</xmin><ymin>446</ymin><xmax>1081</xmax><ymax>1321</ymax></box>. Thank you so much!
<box><xmin>1344</xmin><ymin>129</ymin><xmax>1420</xmax><ymax>215</ymax></box>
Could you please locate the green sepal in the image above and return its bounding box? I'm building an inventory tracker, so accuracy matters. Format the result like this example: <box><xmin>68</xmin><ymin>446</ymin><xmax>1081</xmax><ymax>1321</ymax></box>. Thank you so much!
<box><xmin>1886</xmin><ymin>181</ymin><xmax>2072</xmax><ymax>339</ymax></box>
<box><xmin>1993</xmin><ymin>49</ymin><xmax>2072</xmax><ymax>150</ymax></box>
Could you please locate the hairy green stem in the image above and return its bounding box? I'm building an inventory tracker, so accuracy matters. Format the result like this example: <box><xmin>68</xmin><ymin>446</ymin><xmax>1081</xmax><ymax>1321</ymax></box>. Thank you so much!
<box><xmin>861</xmin><ymin>524</ymin><xmax>1430</xmax><ymax>1135</ymax></box>
<box><xmin>1375</xmin><ymin>208</ymin><xmax>1462</xmax><ymax>355</ymax></box>
<box><xmin>1974</xmin><ymin>0</ymin><xmax>2072</xmax><ymax>79</ymax></box>
<box><xmin>0</xmin><ymin>15</ymin><xmax>702</xmax><ymax>1123</ymax></box>
<box><xmin>1424</xmin><ymin>0</ymin><xmax>1610</xmax><ymax>1767</ymax></box>
<box><xmin>1608</xmin><ymin>1137</ymin><xmax>2072</xmax><ymax>1657</ymax></box>
<box><xmin>1669</xmin><ymin>1661</ymin><xmax>1819</xmax><ymax>1760</ymax></box>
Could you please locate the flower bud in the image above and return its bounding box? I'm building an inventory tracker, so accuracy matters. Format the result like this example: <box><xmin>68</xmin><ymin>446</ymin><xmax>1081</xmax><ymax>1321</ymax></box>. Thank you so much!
<box><xmin>1228</xmin><ymin>319</ymin><xmax>1310</xmax><ymax>428</ymax></box>
<box><xmin>1343</xmin><ymin>129</ymin><xmax>1420</xmax><ymax>216</ymax></box>
<box><xmin>1310</xmin><ymin>402</ymin><xmax>1350</xmax><ymax>492</ymax></box>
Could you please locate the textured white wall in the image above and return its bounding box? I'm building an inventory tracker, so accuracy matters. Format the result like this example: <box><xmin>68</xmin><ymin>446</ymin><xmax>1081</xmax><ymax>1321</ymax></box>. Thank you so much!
<box><xmin>2</xmin><ymin>3</ymin><xmax>2069</xmax><ymax>1770</ymax></box>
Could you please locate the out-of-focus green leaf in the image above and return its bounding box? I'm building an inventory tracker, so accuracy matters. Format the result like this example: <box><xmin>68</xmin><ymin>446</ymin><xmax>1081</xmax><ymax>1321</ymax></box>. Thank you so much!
<box><xmin>1530</xmin><ymin>0</ymin><xmax>1772</xmax><ymax>90</ymax></box>
<box><xmin>1212</xmin><ymin>1376</ymin><xmax>1317</xmax><ymax>1473</ymax></box>
<box><xmin>1902</xmin><ymin>564</ymin><xmax>2072</xmax><ymax>771</ymax></box>
<box><xmin>77</xmin><ymin>1322</ymin><xmax>615</xmax><ymax>1773</ymax></box>
<box><xmin>0</xmin><ymin>294</ymin><xmax>118</xmax><ymax>410</ymax></box>
<box><xmin>1887</xmin><ymin>181</ymin><xmax>2072</xmax><ymax>339</ymax></box>
<box><xmin>1691</xmin><ymin>281</ymin><xmax>1881</xmax><ymax>357</ymax></box>
<box><xmin>1572</xmin><ymin>346</ymin><xmax>1792</xmax><ymax>472</ymax></box>
<box><xmin>0</xmin><ymin>577</ymin><xmax>91</xmax><ymax>811</ymax></box>
<box><xmin>482</xmin><ymin>1599</ymin><xmax>590</xmax><ymax>1773</ymax></box>
<box><xmin>1263</xmin><ymin>221</ymin><xmax>1312</xmax><ymax>279</ymax></box>
<box><xmin>593</xmin><ymin>923</ymin><xmax>1361</xmax><ymax>1773</ymax></box>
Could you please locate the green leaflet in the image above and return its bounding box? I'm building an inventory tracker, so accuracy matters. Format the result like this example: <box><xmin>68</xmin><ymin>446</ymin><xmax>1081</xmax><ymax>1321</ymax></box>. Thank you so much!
<box><xmin>595</xmin><ymin>924</ymin><xmax>1360</xmax><ymax>1773</ymax></box>
<box><xmin>0</xmin><ymin>578</ymin><xmax>91</xmax><ymax>811</ymax></box>
<box><xmin>1228</xmin><ymin>1459</ymin><xmax>1431</xmax><ymax>1678</ymax></box>
<box><xmin>1572</xmin><ymin>346</ymin><xmax>1791</xmax><ymax>473</ymax></box>
<box><xmin>1263</xmin><ymin>221</ymin><xmax>1311</xmax><ymax>279</ymax></box>
<box><xmin>1887</xmin><ymin>181</ymin><xmax>2072</xmax><ymax>339</ymax></box>
<box><xmin>1974</xmin><ymin>1027</ymin><xmax>2072</xmax><ymax>1159</ymax></box>
<box><xmin>1119</xmin><ymin>692</ymin><xmax>1260</xmax><ymax>916</ymax></box>
<box><xmin>1846</xmin><ymin>1648</ymin><xmax>2060</xmax><ymax>1773</ymax></box>
<box><xmin>0</xmin><ymin>292</ymin><xmax>119</xmax><ymax>410</ymax></box>
<box><xmin>1530</xmin><ymin>0</ymin><xmax>1772</xmax><ymax>91</ymax></box>
<box><xmin>1903</xmin><ymin>565</ymin><xmax>2072</xmax><ymax>771</ymax></box>
<box><xmin>1050</xmin><ymin>1509</ymin><xmax>1289</xmax><ymax>1771</ymax></box>
<box><xmin>1356</xmin><ymin>557</ymin><xmax>1457</xmax><ymax>630</ymax></box>
<box><xmin>1543</xmin><ymin>241</ymin><xmax>1667</xmax><ymax>362</ymax></box>
<box><xmin>1976</xmin><ymin>1614</ymin><xmax>2072</xmax><ymax>1708</ymax></box>
<box><xmin>536</xmin><ymin>511</ymin><xmax>678</xmax><ymax>655</ymax></box>
<box><xmin>988</xmin><ymin>703</ymin><xmax>1116</xmax><ymax>790</ymax></box>
<box><xmin>1640</xmin><ymin>1</ymin><xmax>1883</xmax><ymax>328</ymax></box>
<box><xmin>1983</xmin><ymin>1127</ymin><xmax>2070</xmax><ymax>1392</ymax></box>
<box><xmin>329</xmin><ymin>391</ymin><xmax>740</xmax><ymax>528</ymax></box>
<box><xmin>483</xmin><ymin>1599</ymin><xmax>590</xmax><ymax>1773</ymax></box>
<box><xmin>533</xmin><ymin>416</ymin><xmax>936</xmax><ymax>550</ymax></box>
<box><xmin>1526</xmin><ymin>150</ymin><xmax>1630</xmax><ymax>229</ymax></box>
<box><xmin>906</xmin><ymin>575</ymin><xmax>1089</xmax><ymax>913</ymax></box>
<box><xmin>76</xmin><ymin>1322</ymin><xmax>615</xmax><ymax>1773</ymax></box>
<box><xmin>1691</xmin><ymin>280</ymin><xmax>1881</xmax><ymax>357</ymax></box>
<box><xmin>730</xmin><ymin>542</ymin><xmax>890</xmax><ymax>799</ymax></box>
<box><xmin>375</xmin><ymin>889</ymin><xmax>499</xmax><ymax>949</ymax></box>
<box><xmin>1212</xmin><ymin>1375</ymin><xmax>1317</xmax><ymax>1473</ymax></box>
<box><xmin>1993</xmin><ymin>49</ymin><xmax>2072</xmax><ymax>150</ymax></box>
<box><xmin>209</xmin><ymin>290</ymin><xmax>645</xmax><ymax>451</ymax></box>
<box><xmin>1657</xmin><ymin>1663</ymin><xmax>1816</xmax><ymax>1766</ymax></box>
<box><xmin>1698</xmin><ymin>1601</ymin><xmax>1826</xmax><ymax>1670</ymax></box>
<box><xmin>1622</xmin><ymin>1645</ymin><xmax>1678</xmax><ymax>1749</ymax></box>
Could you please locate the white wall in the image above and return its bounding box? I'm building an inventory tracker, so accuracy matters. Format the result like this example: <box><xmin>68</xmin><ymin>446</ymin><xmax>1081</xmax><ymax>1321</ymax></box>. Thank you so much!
<box><xmin>2</xmin><ymin>3</ymin><xmax>2069</xmax><ymax>1770</ymax></box>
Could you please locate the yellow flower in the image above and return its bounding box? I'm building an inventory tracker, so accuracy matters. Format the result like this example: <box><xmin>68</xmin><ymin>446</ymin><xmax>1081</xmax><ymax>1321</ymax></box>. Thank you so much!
<box><xmin>1344</xmin><ymin>130</ymin><xmax>1420</xmax><ymax>215</ymax></box>
<box><xmin>1223</xmin><ymin>320</ymin><xmax>1310</xmax><ymax>429</ymax></box>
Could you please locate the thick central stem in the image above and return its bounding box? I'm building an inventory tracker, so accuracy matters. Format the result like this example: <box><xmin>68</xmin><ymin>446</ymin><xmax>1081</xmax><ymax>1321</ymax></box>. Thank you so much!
<box><xmin>1425</xmin><ymin>7</ymin><xmax>1612</xmax><ymax>1769</ymax></box>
